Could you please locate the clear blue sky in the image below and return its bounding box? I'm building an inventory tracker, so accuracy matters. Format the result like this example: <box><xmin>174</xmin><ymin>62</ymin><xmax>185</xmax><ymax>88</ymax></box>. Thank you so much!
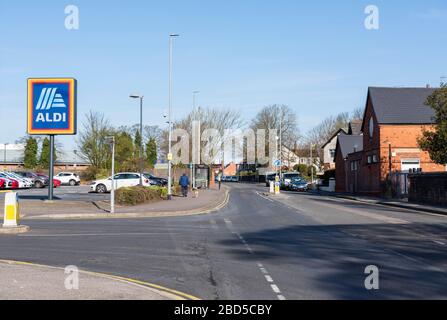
<box><xmin>1</xmin><ymin>0</ymin><xmax>446</xmax><ymax>150</ymax></box>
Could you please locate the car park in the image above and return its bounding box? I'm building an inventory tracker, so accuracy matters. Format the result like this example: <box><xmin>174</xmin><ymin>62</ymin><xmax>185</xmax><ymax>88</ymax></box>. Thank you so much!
<box><xmin>54</xmin><ymin>172</ymin><xmax>81</xmax><ymax>186</ymax></box>
<box><xmin>90</xmin><ymin>172</ymin><xmax>151</xmax><ymax>193</ymax></box>
<box><xmin>14</xmin><ymin>171</ymin><xmax>49</xmax><ymax>188</ymax></box>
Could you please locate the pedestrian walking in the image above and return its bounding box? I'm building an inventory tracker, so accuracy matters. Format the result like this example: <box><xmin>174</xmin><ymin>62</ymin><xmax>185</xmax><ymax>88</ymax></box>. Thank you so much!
<box><xmin>179</xmin><ymin>173</ymin><xmax>190</xmax><ymax>197</ymax></box>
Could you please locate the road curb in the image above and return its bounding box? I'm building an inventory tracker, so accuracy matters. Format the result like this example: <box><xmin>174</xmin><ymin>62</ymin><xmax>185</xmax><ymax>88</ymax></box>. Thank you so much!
<box><xmin>23</xmin><ymin>187</ymin><xmax>230</xmax><ymax>220</ymax></box>
<box><xmin>0</xmin><ymin>259</ymin><xmax>200</xmax><ymax>300</ymax></box>
<box><xmin>0</xmin><ymin>225</ymin><xmax>30</xmax><ymax>235</ymax></box>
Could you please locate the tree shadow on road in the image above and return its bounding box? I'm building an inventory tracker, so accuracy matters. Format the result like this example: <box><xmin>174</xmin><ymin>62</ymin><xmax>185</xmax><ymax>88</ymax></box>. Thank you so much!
<box><xmin>219</xmin><ymin>222</ymin><xmax>447</xmax><ymax>299</ymax></box>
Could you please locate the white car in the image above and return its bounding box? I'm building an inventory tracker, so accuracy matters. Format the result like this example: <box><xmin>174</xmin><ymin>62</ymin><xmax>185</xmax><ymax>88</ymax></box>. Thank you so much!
<box><xmin>54</xmin><ymin>172</ymin><xmax>81</xmax><ymax>186</ymax></box>
<box><xmin>90</xmin><ymin>173</ymin><xmax>150</xmax><ymax>193</ymax></box>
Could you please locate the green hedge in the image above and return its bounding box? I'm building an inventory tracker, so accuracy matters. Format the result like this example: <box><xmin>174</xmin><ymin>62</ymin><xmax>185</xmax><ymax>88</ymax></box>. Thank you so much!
<box><xmin>116</xmin><ymin>186</ymin><xmax>167</xmax><ymax>206</ymax></box>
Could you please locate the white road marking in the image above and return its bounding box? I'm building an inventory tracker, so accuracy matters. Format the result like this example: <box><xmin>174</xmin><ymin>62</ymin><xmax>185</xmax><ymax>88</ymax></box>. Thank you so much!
<box><xmin>433</xmin><ymin>240</ymin><xmax>445</xmax><ymax>246</ymax></box>
<box><xmin>223</xmin><ymin>217</ymin><xmax>286</xmax><ymax>300</ymax></box>
<box><xmin>271</xmin><ymin>284</ymin><xmax>281</xmax><ymax>294</ymax></box>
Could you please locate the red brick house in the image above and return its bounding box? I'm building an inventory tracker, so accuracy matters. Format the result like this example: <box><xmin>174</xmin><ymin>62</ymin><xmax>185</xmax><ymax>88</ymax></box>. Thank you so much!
<box><xmin>336</xmin><ymin>87</ymin><xmax>446</xmax><ymax>196</ymax></box>
<box><xmin>335</xmin><ymin>135</ymin><xmax>363</xmax><ymax>193</ymax></box>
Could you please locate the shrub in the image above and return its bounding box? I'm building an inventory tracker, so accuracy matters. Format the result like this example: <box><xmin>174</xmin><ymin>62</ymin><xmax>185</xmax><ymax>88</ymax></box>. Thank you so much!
<box><xmin>80</xmin><ymin>166</ymin><xmax>99</xmax><ymax>181</ymax></box>
<box><xmin>116</xmin><ymin>186</ymin><xmax>167</xmax><ymax>206</ymax></box>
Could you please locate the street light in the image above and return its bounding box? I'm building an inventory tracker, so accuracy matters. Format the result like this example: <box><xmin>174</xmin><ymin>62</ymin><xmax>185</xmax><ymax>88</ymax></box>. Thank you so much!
<box><xmin>3</xmin><ymin>143</ymin><xmax>8</xmax><ymax>164</ymax></box>
<box><xmin>167</xmin><ymin>34</ymin><xmax>179</xmax><ymax>200</ymax></box>
<box><xmin>130</xmin><ymin>93</ymin><xmax>144</xmax><ymax>185</ymax></box>
<box><xmin>310</xmin><ymin>144</ymin><xmax>316</xmax><ymax>186</ymax></box>
<box><xmin>106</xmin><ymin>136</ymin><xmax>116</xmax><ymax>214</ymax></box>
<box><xmin>192</xmin><ymin>90</ymin><xmax>200</xmax><ymax>189</ymax></box>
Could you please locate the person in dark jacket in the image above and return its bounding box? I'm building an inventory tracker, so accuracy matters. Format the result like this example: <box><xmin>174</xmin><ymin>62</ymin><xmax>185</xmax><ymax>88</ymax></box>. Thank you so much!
<box><xmin>179</xmin><ymin>173</ymin><xmax>190</xmax><ymax>197</ymax></box>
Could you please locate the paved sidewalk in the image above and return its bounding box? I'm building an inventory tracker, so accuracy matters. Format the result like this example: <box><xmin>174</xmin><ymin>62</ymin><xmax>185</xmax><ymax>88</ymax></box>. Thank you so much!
<box><xmin>316</xmin><ymin>191</ymin><xmax>447</xmax><ymax>216</ymax></box>
<box><xmin>0</xmin><ymin>260</ymin><xmax>191</xmax><ymax>300</ymax></box>
<box><xmin>18</xmin><ymin>186</ymin><xmax>229</xmax><ymax>220</ymax></box>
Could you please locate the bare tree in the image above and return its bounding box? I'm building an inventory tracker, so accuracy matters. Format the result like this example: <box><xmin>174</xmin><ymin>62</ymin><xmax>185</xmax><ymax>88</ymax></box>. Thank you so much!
<box><xmin>303</xmin><ymin>108</ymin><xmax>364</xmax><ymax>160</ymax></box>
<box><xmin>250</xmin><ymin>104</ymin><xmax>300</xmax><ymax>165</ymax></box>
<box><xmin>77</xmin><ymin>111</ymin><xmax>113</xmax><ymax>168</ymax></box>
<box><xmin>163</xmin><ymin>106</ymin><xmax>245</xmax><ymax>165</ymax></box>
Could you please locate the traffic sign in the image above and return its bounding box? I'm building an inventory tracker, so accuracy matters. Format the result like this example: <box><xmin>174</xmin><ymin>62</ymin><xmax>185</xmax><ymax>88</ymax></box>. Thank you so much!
<box><xmin>274</xmin><ymin>159</ymin><xmax>281</xmax><ymax>167</ymax></box>
<box><xmin>27</xmin><ymin>78</ymin><xmax>77</xmax><ymax>135</ymax></box>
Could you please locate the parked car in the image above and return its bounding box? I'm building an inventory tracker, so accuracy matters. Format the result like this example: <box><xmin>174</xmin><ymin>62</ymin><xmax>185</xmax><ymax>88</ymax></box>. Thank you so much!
<box><xmin>289</xmin><ymin>178</ymin><xmax>309</xmax><ymax>192</ymax></box>
<box><xmin>90</xmin><ymin>173</ymin><xmax>150</xmax><ymax>193</ymax></box>
<box><xmin>281</xmin><ymin>172</ymin><xmax>302</xmax><ymax>190</ymax></box>
<box><xmin>265</xmin><ymin>173</ymin><xmax>277</xmax><ymax>187</ymax></box>
<box><xmin>53</xmin><ymin>179</ymin><xmax>61</xmax><ymax>188</ymax></box>
<box><xmin>0</xmin><ymin>172</ymin><xmax>32</xmax><ymax>188</ymax></box>
<box><xmin>34</xmin><ymin>174</ymin><xmax>60</xmax><ymax>188</ymax></box>
<box><xmin>143</xmin><ymin>173</ymin><xmax>168</xmax><ymax>186</ymax></box>
<box><xmin>226</xmin><ymin>176</ymin><xmax>239</xmax><ymax>183</ymax></box>
<box><xmin>54</xmin><ymin>172</ymin><xmax>81</xmax><ymax>186</ymax></box>
<box><xmin>0</xmin><ymin>174</ymin><xmax>19</xmax><ymax>189</ymax></box>
<box><xmin>0</xmin><ymin>178</ymin><xmax>5</xmax><ymax>189</ymax></box>
<box><xmin>14</xmin><ymin>171</ymin><xmax>49</xmax><ymax>188</ymax></box>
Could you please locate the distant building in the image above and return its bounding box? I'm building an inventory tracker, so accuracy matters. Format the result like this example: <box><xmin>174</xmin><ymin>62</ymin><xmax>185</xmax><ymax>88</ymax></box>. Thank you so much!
<box><xmin>334</xmin><ymin>135</ymin><xmax>363</xmax><ymax>193</ymax></box>
<box><xmin>321</xmin><ymin>128</ymin><xmax>347</xmax><ymax>171</ymax></box>
<box><xmin>335</xmin><ymin>87</ymin><xmax>446</xmax><ymax>196</ymax></box>
<box><xmin>0</xmin><ymin>143</ymin><xmax>90</xmax><ymax>172</ymax></box>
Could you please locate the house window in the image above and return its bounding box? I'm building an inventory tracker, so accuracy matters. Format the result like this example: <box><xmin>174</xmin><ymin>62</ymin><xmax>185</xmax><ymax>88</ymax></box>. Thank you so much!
<box><xmin>351</xmin><ymin>161</ymin><xmax>359</xmax><ymax>171</ymax></box>
<box><xmin>367</xmin><ymin>155</ymin><xmax>372</xmax><ymax>164</ymax></box>
<box><xmin>329</xmin><ymin>149</ymin><xmax>336</xmax><ymax>160</ymax></box>
<box><xmin>369</xmin><ymin>117</ymin><xmax>374</xmax><ymax>138</ymax></box>
<box><xmin>372</xmin><ymin>155</ymin><xmax>378</xmax><ymax>163</ymax></box>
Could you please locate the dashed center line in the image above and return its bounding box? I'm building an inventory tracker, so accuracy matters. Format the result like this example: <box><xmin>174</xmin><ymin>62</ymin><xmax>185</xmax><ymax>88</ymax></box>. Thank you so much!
<box><xmin>224</xmin><ymin>217</ymin><xmax>286</xmax><ymax>300</ymax></box>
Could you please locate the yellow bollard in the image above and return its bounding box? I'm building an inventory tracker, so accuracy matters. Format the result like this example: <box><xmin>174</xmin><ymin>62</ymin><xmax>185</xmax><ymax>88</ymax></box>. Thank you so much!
<box><xmin>3</xmin><ymin>192</ymin><xmax>20</xmax><ymax>228</ymax></box>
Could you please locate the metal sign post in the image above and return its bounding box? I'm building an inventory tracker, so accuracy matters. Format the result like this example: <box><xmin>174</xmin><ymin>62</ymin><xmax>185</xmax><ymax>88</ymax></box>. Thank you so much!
<box><xmin>48</xmin><ymin>135</ymin><xmax>55</xmax><ymax>201</ymax></box>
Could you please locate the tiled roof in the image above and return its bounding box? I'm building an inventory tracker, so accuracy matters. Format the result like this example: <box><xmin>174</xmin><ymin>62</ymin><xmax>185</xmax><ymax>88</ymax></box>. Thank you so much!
<box><xmin>368</xmin><ymin>87</ymin><xmax>436</xmax><ymax>124</ymax></box>
<box><xmin>336</xmin><ymin>135</ymin><xmax>363</xmax><ymax>159</ymax></box>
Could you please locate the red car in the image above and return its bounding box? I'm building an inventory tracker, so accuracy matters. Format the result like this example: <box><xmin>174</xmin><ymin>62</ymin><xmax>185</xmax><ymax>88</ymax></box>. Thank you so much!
<box><xmin>9</xmin><ymin>179</ymin><xmax>19</xmax><ymax>189</ymax></box>
<box><xmin>0</xmin><ymin>178</ymin><xmax>5</xmax><ymax>189</ymax></box>
<box><xmin>53</xmin><ymin>179</ymin><xmax>61</xmax><ymax>188</ymax></box>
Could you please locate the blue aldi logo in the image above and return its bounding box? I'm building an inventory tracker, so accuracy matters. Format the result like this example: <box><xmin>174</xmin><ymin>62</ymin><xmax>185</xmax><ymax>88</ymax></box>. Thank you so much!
<box><xmin>28</xmin><ymin>78</ymin><xmax>77</xmax><ymax>135</ymax></box>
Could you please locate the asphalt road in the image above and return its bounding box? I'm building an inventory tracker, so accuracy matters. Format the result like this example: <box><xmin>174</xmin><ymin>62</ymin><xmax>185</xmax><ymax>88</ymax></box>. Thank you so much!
<box><xmin>1</xmin><ymin>183</ymin><xmax>447</xmax><ymax>300</ymax></box>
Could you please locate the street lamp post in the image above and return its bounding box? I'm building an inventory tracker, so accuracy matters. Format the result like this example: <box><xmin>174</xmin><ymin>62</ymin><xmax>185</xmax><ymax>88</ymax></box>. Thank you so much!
<box><xmin>279</xmin><ymin>112</ymin><xmax>282</xmax><ymax>178</ymax></box>
<box><xmin>168</xmin><ymin>34</ymin><xmax>179</xmax><ymax>200</ymax></box>
<box><xmin>106</xmin><ymin>136</ymin><xmax>116</xmax><ymax>214</ymax></box>
<box><xmin>192</xmin><ymin>90</ymin><xmax>199</xmax><ymax>189</ymax></box>
<box><xmin>310</xmin><ymin>144</ymin><xmax>314</xmax><ymax>186</ymax></box>
<box><xmin>3</xmin><ymin>143</ymin><xmax>8</xmax><ymax>164</ymax></box>
<box><xmin>130</xmin><ymin>94</ymin><xmax>144</xmax><ymax>185</ymax></box>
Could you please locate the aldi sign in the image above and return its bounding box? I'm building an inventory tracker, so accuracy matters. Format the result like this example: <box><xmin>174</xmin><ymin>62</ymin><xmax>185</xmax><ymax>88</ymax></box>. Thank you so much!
<box><xmin>27</xmin><ymin>78</ymin><xmax>77</xmax><ymax>135</ymax></box>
